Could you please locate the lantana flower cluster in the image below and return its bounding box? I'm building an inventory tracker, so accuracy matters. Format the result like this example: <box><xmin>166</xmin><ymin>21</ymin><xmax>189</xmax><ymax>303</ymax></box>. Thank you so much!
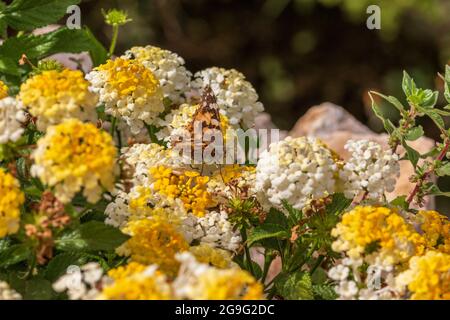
<box><xmin>329</xmin><ymin>206</ymin><xmax>450</xmax><ymax>300</ymax></box>
<box><xmin>1</xmin><ymin>40</ymin><xmax>449</xmax><ymax>301</ymax></box>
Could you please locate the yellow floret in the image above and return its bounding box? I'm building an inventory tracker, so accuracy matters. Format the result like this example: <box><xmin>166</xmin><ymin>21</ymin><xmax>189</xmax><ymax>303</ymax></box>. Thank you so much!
<box><xmin>150</xmin><ymin>165</ymin><xmax>216</xmax><ymax>217</ymax></box>
<box><xmin>0</xmin><ymin>80</ymin><xmax>8</xmax><ymax>99</ymax></box>
<box><xmin>117</xmin><ymin>217</ymin><xmax>189</xmax><ymax>276</ymax></box>
<box><xmin>19</xmin><ymin>69</ymin><xmax>98</xmax><ymax>130</ymax></box>
<box><xmin>31</xmin><ymin>119</ymin><xmax>117</xmax><ymax>204</ymax></box>
<box><xmin>0</xmin><ymin>169</ymin><xmax>24</xmax><ymax>238</ymax></box>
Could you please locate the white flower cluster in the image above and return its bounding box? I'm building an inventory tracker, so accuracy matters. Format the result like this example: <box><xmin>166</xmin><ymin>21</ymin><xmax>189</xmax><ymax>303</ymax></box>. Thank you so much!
<box><xmin>155</xmin><ymin>103</ymin><xmax>198</xmax><ymax>142</ymax></box>
<box><xmin>328</xmin><ymin>258</ymin><xmax>399</xmax><ymax>300</ymax></box>
<box><xmin>0</xmin><ymin>98</ymin><xmax>26</xmax><ymax>144</ymax></box>
<box><xmin>0</xmin><ymin>281</ymin><xmax>22</xmax><ymax>300</ymax></box>
<box><xmin>85</xmin><ymin>58</ymin><xmax>164</xmax><ymax>135</ymax></box>
<box><xmin>191</xmin><ymin>67</ymin><xmax>264</xmax><ymax>129</ymax></box>
<box><xmin>121</xmin><ymin>143</ymin><xmax>184</xmax><ymax>186</ymax></box>
<box><xmin>123</xmin><ymin>46</ymin><xmax>192</xmax><ymax>104</ymax></box>
<box><xmin>53</xmin><ymin>263</ymin><xmax>110</xmax><ymax>300</ymax></box>
<box><xmin>182</xmin><ymin>211</ymin><xmax>241</xmax><ymax>252</ymax></box>
<box><xmin>254</xmin><ymin>136</ymin><xmax>338</xmax><ymax>210</ymax></box>
<box><xmin>340</xmin><ymin>140</ymin><xmax>400</xmax><ymax>200</ymax></box>
<box><xmin>104</xmin><ymin>190</ymin><xmax>129</xmax><ymax>228</ymax></box>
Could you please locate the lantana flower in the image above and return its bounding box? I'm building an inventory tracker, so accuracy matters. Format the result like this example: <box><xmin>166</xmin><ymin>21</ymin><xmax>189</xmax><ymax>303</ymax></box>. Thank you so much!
<box><xmin>255</xmin><ymin>136</ymin><xmax>338</xmax><ymax>210</ymax></box>
<box><xmin>19</xmin><ymin>69</ymin><xmax>98</xmax><ymax>131</ymax></box>
<box><xmin>0</xmin><ymin>97</ymin><xmax>26</xmax><ymax>144</ymax></box>
<box><xmin>0</xmin><ymin>168</ymin><xmax>24</xmax><ymax>238</ymax></box>
<box><xmin>191</xmin><ymin>67</ymin><xmax>264</xmax><ymax>129</ymax></box>
<box><xmin>86</xmin><ymin>58</ymin><xmax>164</xmax><ymax>134</ymax></box>
<box><xmin>31</xmin><ymin>119</ymin><xmax>117</xmax><ymax>204</ymax></box>
<box><xmin>123</xmin><ymin>46</ymin><xmax>192</xmax><ymax>104</ymax></box>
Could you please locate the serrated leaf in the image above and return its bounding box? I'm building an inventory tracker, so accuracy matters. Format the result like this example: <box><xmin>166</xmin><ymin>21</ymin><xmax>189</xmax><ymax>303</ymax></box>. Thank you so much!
<box><xmin>247</xmin><ymin>224</ymin><xmax>289</xmax><ymax>247</ymax></box>
<box><xmin>0</xmin><ymin>0</ymin><xmax>81</xmax><ymax>31</ymax></box>
<box><xmin>325</xmin><ymin>193</ymin><xmax>351</xmax><ymax>216</ymax></box>
<box><xmin>23</xmin><ymin>278</ymin><xmax>54</xmax><ymax>300</ymax></box>
<box><xmin>0</xmin><ymin>244</ymin><xmax>31</xmax><ymax>268</ymax></box>
<box><xmin>405</xmin><ymin>126</ymin><xmax>424</xmax><ymax>141</ymax></box>
<box><xmin>45</xmin><ymin>252</ymin><xmax>87</xmax><ymax>282</ymax></box>
<box><xmin>370</xmin><ymin>91</ymin><xmax>405</xmax><ymax>113</ymax></box>
<box><xmin>402</xmin><ymin>71</ymin><xmax>417</xmax><ymax>98</ymax></box>
<box><xmin>445</xmin><ymin>65</ymin><xmax>450</xmax><ymax>103</ymax></box>
<box><xmin>0</xmin><ymin>54</ymin><xmax>21</xmax><ymax>76</ymax></box>
<box><xmin>265</xmin><ymin>207</ymin><xmax>289</xmax><ymax>228</ymax></box>
<box><xmin>390</xmin><ymin>195</ymin><xmax>408</xmax><ymax>210</ymax></box>
<box><xmin>368</xmin><ymin>92</ymin><xmax>397</xmax><ymax>134</ymax></box>
<box><xmin>0</xmin><ymin>27</ymin><xmax>107</xmax><ymax>67</ymax></box>
<box><xmin>428</xmin><ymin>184</ymin><xmax>450</xmax><ymax>197</ymax></box>
<box><xmin>274</xmin><ymin>271</ymin><xmax>314</xmax><ymax>300</ymax></box>
<box><xmin>312</xmin><ymin>284</ymin><xmax>338</xmax><ymax>300</ymax></box>
<box><xmin>55</xmin><ymin>221</ymin><xmax>129</xmax><ymax>252</ymax></box>
<box><xmin>402</xmin><ymin>139</ymin><xmax>420</xmax><ymax>168</ymax></box>
<box><xmin>281</xmin><ymin>200</ymin><xmax>303</xmax><ymax>225</ymax></box>
<box><xmin>436</xmin><ymin>162</ymin><xmax>450</xmax><ymax>177</ymax></box>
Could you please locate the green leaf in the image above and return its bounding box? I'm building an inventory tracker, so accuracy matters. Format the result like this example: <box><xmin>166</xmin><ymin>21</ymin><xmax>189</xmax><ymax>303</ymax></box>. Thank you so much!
<box><xmin>402</xmin><ymin>71</ymin><xmax>417</xmax><ymax>98</ymax></box>
<box><xmin>0</xmin><ymin>27</ymin><xmax>107</xmax><ymax>67</ymax></box>
<box><xmin>23</xmin><ymin>278</ymin><xmax>54</xmax><ymax>300</ymax></box>
<box><xmin>401</xmin><ymin>139</ymin><xmax>420</xmax><ymax>168</ymax></box>
<box><xmin>368</xmin><ymin>92</ymin><xmax>397</xmax><ymax>134</ymax></box>
<box><xmin>370</xmin><ymin>91</ymin><xmax>405</xmax><ymax>113</ymax></box>
<box><xmin>312</xmin><ymin>284</ymin><xmax>338</xmax><ymax>300</ymax></box>
<box><xmin>55</xmin><ymin>221</ymin><xmax>129</xmax><ymax>252</ymax></box>
<box><xmin>266</xmin><ymin>207</ymin><xmax>289</xmax><ymax>228</ymax></box>
<box><xmin>427</xmin><ymin>184</ymin><xmax>450</xmax><ymax>197</ymax></box>
<box><xmin>445</xmin><ymin>65</ymin><xmax>450</xmax><ymax>104</ymax></box>
<box><xmin>0</xmin><ymin>0</ymin><xmax>81</xmax><ymax>31</ymax></box>
<box><xmin>390</xmin><ymin>195</ymin><xmax>408</xmax><ymax>210</ymax></box>
<box><xmin>0</xmin><ymin>54</ymin><xmax>21</xmax><ymax>76</ymax></box>
<box><xmin>419</xmin><ymin>107</ymin><xmax>445</xmax><ymax>130</ymax></box>
<box><xmin>0</xmin><ymin>244</ymin><xmax>31</xmax><ymax>268</ymax></box>
<box><xmin>436</xmin><ymin>162</ymin><xmax>450</xmax><ymax>177</ymax></box>
<box><xmin>405</xmin><ymin>126</ymin><xmax>424</xmax><ymax>141</ymax></box>
<box><xmin>325</xmin><ymin>193</ymin><xmax>351</xmax><ymax>217</ymax></box>
<box><xmin>281</xmin><ymin>200</ymin><xmax>303</xmax><ymax>224</ymax></box>
<box><xmin>45</xmin><ymin>252</ymin><xmax>88</xmax><ymax>282</ymax></box>
<box><xmin>274</xmin><ymin>271</ymin><xmax>314</xmax><ymax>300</ymax></box>
<box><xmin>247</xmin><ymin>224</ymin><xmax>289</xmax><ymax>247</ymax></box>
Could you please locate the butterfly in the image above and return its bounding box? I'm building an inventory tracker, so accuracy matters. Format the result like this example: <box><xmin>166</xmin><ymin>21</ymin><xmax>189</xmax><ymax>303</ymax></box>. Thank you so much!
<box><xmin>172</xmin><ymin>86</ymin><xmax>225</xmax><ymax>165</ymax></box>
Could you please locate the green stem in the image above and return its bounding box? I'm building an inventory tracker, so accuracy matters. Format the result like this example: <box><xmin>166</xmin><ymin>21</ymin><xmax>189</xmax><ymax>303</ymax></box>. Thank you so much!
<box><xmin>261</xmin><ymin>251</ymin><xmax>274</xmax><ymax>284</ymax></box>
<box><xmin>109</xmin><ymin>25</ymin><xmax>119</xmax><ymax>57</ymax></box>
<box><xmin>241</xmin><ymin>228</ymin><xmax>255</xmax><ymax>277</ymax></box>
<box><xmin>110</xmin><ymin>117</ymin><xmax>117</xmax><ymax>138</ymax></box>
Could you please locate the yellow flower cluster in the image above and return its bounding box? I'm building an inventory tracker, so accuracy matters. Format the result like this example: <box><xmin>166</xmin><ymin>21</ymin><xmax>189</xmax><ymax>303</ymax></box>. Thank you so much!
<box><xmin>128</xmin><ymin>185</ymin><xmax>186</xmax><ymax>223</ymax></box>
<box><xmin>416</xmin><ymin>210</ymin><xmax>450</xmax><ymax>254</ymax></box>
<box><xmin>189</xmin><ymin>244</ymin><xmax>233</xmax><ymax>269</ymax></box>
<box><xmin>396</xmin><ymin>251</ymin><xmax>450</xmax><ymax>300</ymax></box>
<box><xmin>31</xmin><ymin>119</ymin><xmax>116</xmax><ymax>203</ymax></box>
<box><xmin>96</xmin><ymin>58</ymin><xmax>160</xmax><ymax>99</ymax></box>
<box><xmin>117</xmin><ymin>217</ymin><xmax>189</xmax><ymax>276</ymax></box>
<box><xmin>0</xmin><ymin>80</ymin><xmax>8</xmax><ymax>99</ymax></box>
<box><xmin>150</xmin><ymin>166</ymin><xmax>215</xmax><ymax>217</ymax></box>
<box><xmin>19</xmin><ymin>69</ymin><xmax>98</xmax><ymax>131</ymax></box>
<box><xmin>331</xmin><ymin>206</ymin><xmax>424</xmax><ymax>264</ymax></box>
<box><xmin>0</xmin><ymin>169</ymin><xmax>24</xmax><ymax>238</ymax></box>
<box><xmin>186</xmin><ymin>267</ymin><xmax>263</xmax><ymax>300</ymax></box>
<box><xmin>102</xmin><ymin>265</ymin><xmax>172</xmax><ymax>300</ymax></box>
<box><xmin>87</xmin><ymin>58</ymin><xmax>164</xmax><ymax>134</ymax></box>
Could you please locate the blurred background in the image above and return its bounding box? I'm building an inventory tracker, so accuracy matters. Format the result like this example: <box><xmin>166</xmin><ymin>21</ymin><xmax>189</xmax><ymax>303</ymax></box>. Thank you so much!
<box><xmin>79</xmin><ymin>0</ymin><xmax>450</xmax><ymax>210</ymax></box>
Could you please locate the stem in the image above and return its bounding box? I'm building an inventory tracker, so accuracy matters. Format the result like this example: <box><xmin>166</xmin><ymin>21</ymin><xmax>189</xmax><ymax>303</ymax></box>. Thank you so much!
<box><xmin>261</xmin><ymin>251</ymin><xmax>274</xmax><ymax>284</ymax></box>
<box><xmin>406</xmin><ymin>139</ymin><xmax>450</xmax><ymax>204</ymax></box>
<box><xmin>109</xmin><ymin>25</ymin><xmax>119</xmax><ymax>57</ymax></box>
<box><xmin>110</xmin><ymin>117</ymin><xmax>117</xmax><ymax>137</ymax></box>
<box><xmin>241</xmin><ymin>228</ymin><xmax>255</xmax><ymax>277</ymax></box>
